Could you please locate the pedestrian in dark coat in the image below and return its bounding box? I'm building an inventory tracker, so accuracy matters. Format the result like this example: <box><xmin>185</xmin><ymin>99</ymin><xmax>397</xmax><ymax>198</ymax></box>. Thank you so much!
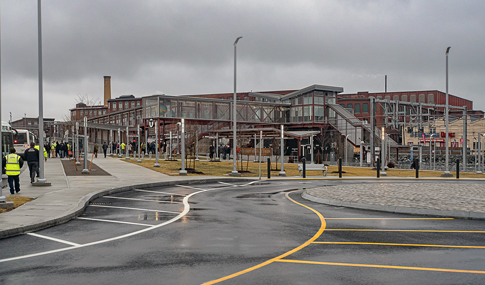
<box><xmin>209</xmin><ymin>145</ymin><xmax>214</xmax><ymax>159</ymax></box>
<box><xmin>24</xmin><ymin>142</ymin><xmax>39</xmax><ymax>183</ymax></box>
<box><xmin>102</xmin><ymin>142</ymin><xmax>108</xmax><ymax>158</ymax></box>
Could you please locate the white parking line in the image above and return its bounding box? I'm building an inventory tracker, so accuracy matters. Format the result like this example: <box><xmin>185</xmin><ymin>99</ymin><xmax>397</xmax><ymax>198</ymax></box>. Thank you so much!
<box><xmin>134</xmin><ymin>189</ymin><xmax>186</xmax><ymax>196</ymax></box>
<box><xmin>77</xmin><ymin>217</ymin><xmax>153</xmax><ymax>227</ymax></box>
<box><xmin>89</xmin><ymin>205</ymin><xmax>179</xmax><ymax>214</ymax></box>
<box><xmin>27</xmin><ymin>233</ymin><xmax>81</xmax><ymax>247</ymax></box>
<box><xmin>104</xmin><ymin>196</ymin><xmax>180</xmax><ymax>203</ymax></box>
<box><xmin>218</xmin><ymin>182</ymin><xmax>237</xmax><ymax>187</ymax></box>
<box><xmin>0</xmin><ymin>187</ymin><xmax>216</xmax><ymax>264</ymax></box>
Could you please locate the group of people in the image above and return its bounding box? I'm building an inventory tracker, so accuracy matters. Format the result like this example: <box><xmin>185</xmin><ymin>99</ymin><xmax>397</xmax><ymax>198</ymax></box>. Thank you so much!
<box><xmin>3</xmin><ymin>143</ymin><xmax>48</xmax><ymax>194</ymax></box>
<box><xmin>209</xmin><ymin>144</ymin><xmax>240</xmax><ymax>160</ymax></box>
<box><xmin>45</xmin><ymin>141</ymin><xmax>71</xmax><ymax>158</ymax></box>
<box><xmin>107</xmin><ymin>141</ymin><xmax>158</xmax><ymax>156</ymax></box>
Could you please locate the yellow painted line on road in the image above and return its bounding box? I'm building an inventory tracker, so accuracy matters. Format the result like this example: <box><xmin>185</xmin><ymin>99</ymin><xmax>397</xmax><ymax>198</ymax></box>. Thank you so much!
<box><xmin>201</xmin><ymin>190</ymin><xmax>327</xmax><ymax>285</ymax></box>
<box><xmin>313</xmin><ymin>241</ymin><xmax>485</xmax><ymax>249</ymax></box>
<box><xmin>325</xmin><ymin>218</ymin><xmax>454</xmax><ymax>220</ymax></box>
<box><xmin>325</xmin><ymin>229</ymin><xmax>485</xmax><ymax>233</ymax></box>
<box><xmin>276</xmin><ymin>259</ymin><xmax>485</xmax><ymax>274</ymax></box>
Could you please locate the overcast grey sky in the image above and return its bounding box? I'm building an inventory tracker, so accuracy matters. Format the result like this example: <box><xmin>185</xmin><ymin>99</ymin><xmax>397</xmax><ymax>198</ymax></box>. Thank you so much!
<box><xmin>1</xmin><ymin>0</ymin><xmax>484</xmax><ymax>122</ymax></box>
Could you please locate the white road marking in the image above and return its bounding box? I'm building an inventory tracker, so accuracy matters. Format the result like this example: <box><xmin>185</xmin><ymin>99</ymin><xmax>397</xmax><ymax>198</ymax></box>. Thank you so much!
<box><xmin>77</xmin><ymin>217</ymin><xmax>153</xmax><ymax>227</ymax></box>
<box><xmin>27</xmin><ymin>233</ymin><xmax>81</xmax><ymax>247</ymax></box>
<box><xmin>218</xmin><ymin>181</ymin><xmax>237</xmax><ymax>187</ymax></box>
<box><xmin>134</xmin><ymin>189</ymin><xmax>186</xmax><ymax>196</ymax></box>
<box><xmin>89</xmin><ymin>204</ymin><xmax>179</xmax><ymax>214</ymax></box>
<box><xmin>0</xmin><ymin>187</ymin><xmax>216</xmax><ymax>263</ymax></box>
<box><xmin>103</xmin><ymin>196</ymin><xmax>180</xmax><ymax>203</ymax></box>
<box><xmin>176</xmin><ymin>184</ymin><xmax>210</xmax><ymax>191</ymax></box>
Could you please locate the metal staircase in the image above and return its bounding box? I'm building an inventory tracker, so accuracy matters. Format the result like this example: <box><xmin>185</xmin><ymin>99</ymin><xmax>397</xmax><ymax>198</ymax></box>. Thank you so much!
<box><xmin>328</xmin><ymin>104</ymin><xmax>399</xmax><ymax>147</ymax></box>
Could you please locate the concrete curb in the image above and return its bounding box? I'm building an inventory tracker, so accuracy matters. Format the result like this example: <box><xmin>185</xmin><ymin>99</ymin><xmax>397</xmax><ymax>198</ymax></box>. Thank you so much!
<box><xmin>0</xmin><ymin>177</ymin><xmax>254</xmax><ymax>239</ymax></box>
<box><xmin>301</xmin><ymin>191</ymin><xmax>485</xmax><ymax>220</ymax></box>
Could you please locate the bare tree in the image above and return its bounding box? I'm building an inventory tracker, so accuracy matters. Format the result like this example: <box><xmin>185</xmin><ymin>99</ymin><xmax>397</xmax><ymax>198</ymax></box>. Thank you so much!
<box><xmin>76</xmin><ymin>93</ymin><xmax>102</xmax><ymax>106</ymax></box>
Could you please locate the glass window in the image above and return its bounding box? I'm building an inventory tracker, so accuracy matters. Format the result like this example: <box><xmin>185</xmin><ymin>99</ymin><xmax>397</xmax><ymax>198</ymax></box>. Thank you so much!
<box><xmin>119</xmin><ymin>102</ymin><xmax>123</xmax><ymax>109</ymax></box>
<box><xmin>297</xmin><ymin>96</ymin><xmax>303</xmax><ymax>105</ymax></box>
<box><xmin>103</xmin><ymin>110</ymin><xmax>106</xmax><ymax>115</ymax></box>
<box><xmin>393</xmin><ymin>95</ymin><xmax>399</xmax><ymax>101</ymax></box>
<box><xmin>346</xmin><ymin>104</ymin><xmax>352</xmax><ymax>109</ymax></box>
<box><xmin>428</xmin><ymin>94</ymin><xmax>434</xmax><ymax>104</ymax></box>
<box><xmin>113</xmin><ymin>103</ymin><xmax>117</xmax><ymax>111</ymax></box>
<box><xmin>290</xmin><ymin>106</ymin><xmax>302</xmax><ymax>122</ymax></box>
<box><xmin>355</xmin><ymin>103</ymin><xmax>361</xmax><ymax>114</ymax></box>
<box><xmin>363</xmin><ymin>103</ymin><xmax>369</xmax><ymax>113</ymax></box>
<box><xmin>419</xmin><ymin>94</ymin><xmax>425</xmax><ymax>103</ymax></box>
<box><xmin>402</xmin><ymin>95</ymin><xmax>407</xmax><ymax>102</ymax></box>
<box><xmin>314</xmin><ymin>106</ymin><xmax>324</xmax><ymax>122</ymax></box>
<box><xmin>89</xmin><ymin>110</ymin><xmax>92</xmax><ymax>116</ymax></box>
<box><xmin>131</xmin><ymin>101</ymin><xmax>135</xmax><ymax>108</ymax></box>
<box><xmin>314</xmin><ymin>95</ymin><xmax>324</xmax><ymax>104</ymax></box>
<box><xmin>303</xmin><ymin>106</ymin><xmax>312</xmax><ymax>122</ymax></box>
<box><xmin>303</xmin><ymin>94</ymin><xmax>312</xmax><ymax>104</ymax></box>
<box><xmin>340</xmin><ymin>104</ymin><xmax>345</xmax><ymax>108</ymax></box>
<box><xmin>125</xmin><ymin>101</ymin><xmax>129</xmax><ymax>109</ymax></box>
<box><xmin>410</xmin><ymin>94</ymin><xmax>416</xmax><ymax>102</ymax></box>
<box><xmin>137</xmin><ymin>101</ymin><xmax>140</xmax><ymax>106</ymax></box>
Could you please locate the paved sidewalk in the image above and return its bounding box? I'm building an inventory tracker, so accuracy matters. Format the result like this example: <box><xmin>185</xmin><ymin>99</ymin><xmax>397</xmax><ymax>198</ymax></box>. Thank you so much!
<box><xmin>303</xmin><ymin>182</ymin><xmax>485</xmax><ymax>219</ymax></box>
<box><xmin>0</xmin><ymin>155</ymin><xmax>245</xmax><ymax>238</ymax></box>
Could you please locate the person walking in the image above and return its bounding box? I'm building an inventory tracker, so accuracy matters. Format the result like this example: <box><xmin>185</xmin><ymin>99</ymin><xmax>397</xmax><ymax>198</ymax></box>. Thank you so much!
<box><xmin>24</xmin><ymin>142</ymin><xmax>39</xmax><ymax>183</ymax></box>
<box><xmin>102</xmin><ymin>142</ymin><xmax>108</xmax><ymax>158</ymax></box>
<box><xmin>93</xmin><ymin>143</ymin><xmax>99</xmax><ymax>158</ymax></box>
<box><xmin>209</xmin><ymin>145</ymin><xmax>214</xmax><ymax>160</ymax></box>
<box><xmin>34</xmin><ymin>143</ymin><xmax>48</xmax><ymax>178</ymax></box>
<box><xmin>121</xmin><ymin>142</ymin><xmax>126</xmax><ymax>155</ymax></box>
<box><xmin>3</xmin><ymin>147</ymin><xmax>24</xmax><ymax>194</ymax></box>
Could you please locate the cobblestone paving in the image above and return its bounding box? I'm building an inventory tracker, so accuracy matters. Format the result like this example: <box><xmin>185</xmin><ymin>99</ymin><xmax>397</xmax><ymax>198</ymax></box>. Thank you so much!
<box><xmin>306</xmin><ymin>183</ymin><xmax>485</xmax><ymax>213</ymax></box>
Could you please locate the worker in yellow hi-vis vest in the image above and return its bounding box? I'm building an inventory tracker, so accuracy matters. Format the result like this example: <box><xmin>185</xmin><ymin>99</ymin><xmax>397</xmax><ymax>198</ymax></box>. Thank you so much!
<box><xmin>3</xmin><ymin>147</ymin><xmax>24</xmax><ymax>194</ymax></box>
<box><xmin>121</xmin><ymin>142</ymin><xmax>126</xmax><ymax>154</ymax></box>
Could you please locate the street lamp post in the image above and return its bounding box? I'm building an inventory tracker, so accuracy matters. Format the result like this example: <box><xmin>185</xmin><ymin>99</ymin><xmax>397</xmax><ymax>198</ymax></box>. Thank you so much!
<box><xmin>179</xmin><ymin>119</ymin><xmax>187</xmax><ymax>175</ymax></box>
<box><xmin>231</xmin><ymin>36</ymin><xmax>242</xmax><ymax>176</ymax></box>
<box><xmin>442</xmin><ymin>47</ymin><xmax>453</xmax><ymax>177</ymax></box>
<box><xmin>118</xmin><ymin>128</ymin><xmax>121</xmax><ymax>158</ymax></box>
<box><xmin>345</xmin><ymin>134</ymin><xmax>349</xmax><ymax>166</ymax></box>
<box><xmin>125</xmin><ymin>126</ymin><xmax>129</xmax><ymax>159</ymax></box>
<box><xmin>154</xmin><ymin>122</ymin><xmax>160</xmax><ymax>167</ymax></box>
<box><xmin>279</xmin><ymin>125</ymin><xmax>286</xmax><ymax>176</ymax></box>
<box><xmin>76</xmin><ymin>122</ymin><xmax>80</xmax><ymax>165</ymax></box>
<box><xmin>380</xmin><ymin>127</ymin><xmax>387</xmax><ymax>176</ymax></box>
<box><xmin>137</xmin><ymin>124</ymin><xmax>141</xmax><ymax>163</ymax></box>
<box><xmin>81</xmin><ymin>116</ymin><xmax>89</xmax><ymax>174</ymax></box>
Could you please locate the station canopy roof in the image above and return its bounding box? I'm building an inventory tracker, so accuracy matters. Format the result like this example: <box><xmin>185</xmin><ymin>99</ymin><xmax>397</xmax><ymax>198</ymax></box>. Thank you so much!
<box><xmin>211</xmin><ymin>128</ymin><xmax>320</xmax><ymax>139</ymax></box>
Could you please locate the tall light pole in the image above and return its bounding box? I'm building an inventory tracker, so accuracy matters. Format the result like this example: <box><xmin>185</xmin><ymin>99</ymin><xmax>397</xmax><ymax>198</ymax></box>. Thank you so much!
<box><xmin>36</xmin><ymin>0</ymin><xmax>48</xmax><ymax>184</ymax></box>
<box><xmin>231</xmin><ymin>36</ymin><xmax>242</xmax><ymax>176</ymax></box>
<box><xmin>0</xmin><ymin>3</ymin><xmax>5</xmax><ymax>203</ymax></box>
<box><xmin>279</xmin><ymin>125</ymin><xmax>286</xmax><ymax>176</ymax></box>
<box><xmin>442</xmin><ymin>47</ymin><xmax>452</xmax><ymax>177</ymax></box>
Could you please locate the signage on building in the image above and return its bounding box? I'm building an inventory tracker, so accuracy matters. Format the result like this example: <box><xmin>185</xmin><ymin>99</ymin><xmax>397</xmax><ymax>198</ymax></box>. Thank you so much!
<box><xmin>440</xmin><ymin>132</ymin><xmax>455</xmax><ymax>138</ymax></box>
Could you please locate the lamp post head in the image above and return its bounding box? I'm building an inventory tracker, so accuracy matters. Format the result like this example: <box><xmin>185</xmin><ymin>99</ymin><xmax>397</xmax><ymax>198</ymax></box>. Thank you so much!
<box><xmin>234</xmin><ymin>37</ymin><xmax>243</xmax><ymax>45</ymax></box>
<box><xmin>446</xmin><ymin>46</ymin><xmax>451</xmax><ymax>55</ymax></box>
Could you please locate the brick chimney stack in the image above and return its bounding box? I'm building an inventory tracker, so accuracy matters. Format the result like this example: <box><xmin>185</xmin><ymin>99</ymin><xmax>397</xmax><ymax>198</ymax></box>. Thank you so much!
<box><xmin>104</xmin><ymin>76</ymin><xmax>111</xmax><ymax>107</ymax></box>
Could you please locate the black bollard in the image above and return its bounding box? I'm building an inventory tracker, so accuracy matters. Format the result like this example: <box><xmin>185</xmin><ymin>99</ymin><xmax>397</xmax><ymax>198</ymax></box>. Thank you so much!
<box><xmin>267</xmin><ymin>157</ymin><xmax>271</xmax><ymax>179</ymax></box>
<box><xmin>302</xmin><ymin>158</ymin><xmax>306</xmax><ymax>178</ymax></box>
<box><xmin>456</xmin><ymin>159</ymin><xmax>460</xmax><ymax>179</ymax></box>
<box><xmin>338</xmin><ymin>158</ymin><xmax>342</xmax><ymax>178</ymax></box>
<box><xmin>376</xmin><ymin>158</ymin><xmax>380</xmax><ymax>178</ymax></box>
<box><xmin>415</xmin><ymin>160</ymin><xmax>419</xmax><ymax>178</ymax></box>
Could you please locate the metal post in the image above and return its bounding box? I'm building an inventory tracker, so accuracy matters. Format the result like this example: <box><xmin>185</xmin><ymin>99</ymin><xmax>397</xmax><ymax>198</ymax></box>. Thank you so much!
<box><xmin>254</xmin><ymin>133</ymin><xmax>257</xmax><ymax>162</ymax></box>
<box><xmin>463</xmin><ymin>106</ymin><xmax>467</xmax><ymax>172</ymax></box>
<box><xmin>110</xmin><ymin>129</ymin><xmax>113</xmax><ymax>155</ymax></box>
<box><xmin>169</xmin><ymin>131</ymin><xmax>173</xmax><ymax>160</ymax></box>
<box><xmin>179</xmin><ymin>119</ymin><xmax>187</xmax><ymax>175</ymax></box>
<box><xmin>360</xmin><ymin>141</ymin><xmax>363</xmax><ymax>167</ymax></box>
<box><xmin>82</xmin><ymin>116</ymin><xmax>90</xmax><ymax>174</ymax></box>
<box><xmin>137</xmin><ymin>124</ymin><xmax>141</xmax><ymax>162</ymax></box>
<box><xmin>370</xmin><ymin>97</ymin><xmax>375</xmax><ymax>165</ymax></box>
<box><xmin>456</xmin><ymin>159</ymin><xmax>460</xmax><ymax>179</ymax></box>
<box><xmin>415</xmin><ymin>159</ymin><xmax>419</xmax><ymax>178</ymax></box>
<box><xmin>310</xmin><ymin>134</ymin><xmax>314</xmax><ymax>164</ymax></box>
<box><xmin>232</xmin><ymin>37</ymin><xmax>242</xmax><ymax>176</ymax></box>
<box><xmin>176</xmin><ymin>125</ymin><xmax>180</xmax><ymax>155</ymax></box>
<box><xmin>76</xmin><ymin>122</ymin><xmax>81</xmax><ymax>165</ymax></box>
<box><xmin>443</xmin><ymin>47</ymin><xmax>452</xmax><ymax>177</ymax></box>
<box><xmin>0</xmin><ymin>10</ymin><xmax>4</xmax><ymax>202</ymax></box>
<box><xmin>376</xmin><ymin>158</ymin><xmax>380</xmax><ymax>178</ymax></box>
<box><xmin>125</xmin><ymin>126</ymin><xmax>129</xmax><ymax>159</ymax></box>
<box><xmin>195</xmin><ymin>130</ymin><xmax>199</xmax><ymax>161</ymax></box>
<box><xmin>380</xmin><ymin>127</ymin><xmax>387</xmax><ymax>176</ymax></box>
<box><xmin>259</xmin><ymin>131</ymin><xmax>262</xmax><ymax>180</ymax></box>
<box><xmin>338</xmin><ymin>158</ymin><xmax>342</xmax><ymax>178</ymax></box>
<box><xmin>478</xmin><ymin>133</ymin><xmax>483</xmax><ymax>174</ymax></box>
<box><xmin>279</xmin><ymin>125</ymin><xmax>286</xmax><ymax>176</ymax></box>
<box><xmin>36</xmin><ymin>0</ymin><xmax>48</xmax><ymax>183</ymax></box>
<box><xmin>267</xmin><ymin>158</ymin><xmax>271</xmax><ymax>179</ymax></box>
<box><xmin>345</xmin><ymin>134</ymin><xmax>349</xmax><ymax>166</ymax></box>
<box><xmin>117</xmin><ymin>128</ymin><xmax>121</xmax><ymax>158</ymax></box>
<box><xmin>216</xmin><ymin>132</ymin><xmax>219</xmax><ymax>160</ymax></box>
<box><xmin>154</xmin><ymin>123</ymin><xmax>160</xmax><ymax>167</ymax></box>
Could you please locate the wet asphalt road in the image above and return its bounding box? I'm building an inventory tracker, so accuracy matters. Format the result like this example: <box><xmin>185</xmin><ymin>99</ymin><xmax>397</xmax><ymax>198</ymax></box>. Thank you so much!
<box><xmin>1</xmin><ymin>179</ymin><xmax>485</xmax><ymax>284</ymax></box>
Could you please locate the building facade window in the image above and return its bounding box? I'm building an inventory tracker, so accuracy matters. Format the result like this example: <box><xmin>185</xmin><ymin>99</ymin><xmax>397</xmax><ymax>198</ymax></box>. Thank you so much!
<box><xmin>355</xmin><ymin>103</ymin><xmax>361</xmax><ymax>114</ymax></box>
<box><xmin>125</xmin><ymin>101</ymin><xmax>129</xmax><ymax>109</ymax></box>
<box><xmin>402</xmin><ymin>95</ymin><xmax>408</xmax><ymax>102</ymax></box>
<box><xmin>113</xmin><ymin>103</ymin><xmax>117</xmax><ymax>111</ymax></box>
<box><xmin>363</xmin><ymin>103</ymin><xmax>369</xmax><ymax>113</ymax></box>
<box><xmin>346</xmin><ymin>104</ymin><xmax>352</xmax><ymax>109</ymax></box>
<box><xmin>137</xmin><ymin>101</ymin><xmax>141</xmax><ymax>106</ymax></box>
